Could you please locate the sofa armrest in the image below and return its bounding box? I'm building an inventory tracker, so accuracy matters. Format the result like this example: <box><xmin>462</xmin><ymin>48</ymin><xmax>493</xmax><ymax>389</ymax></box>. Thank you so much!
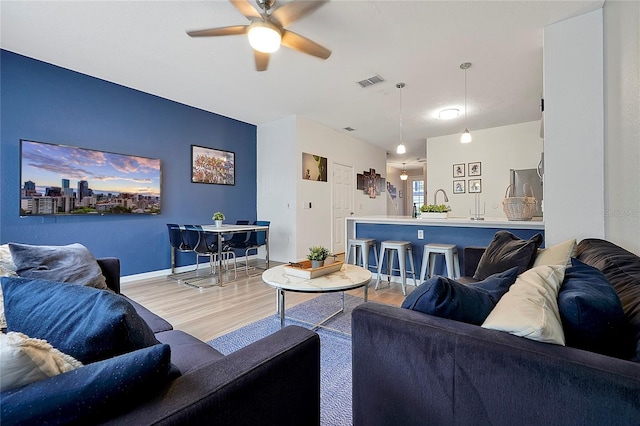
<box><xmin>103</xmin><ymin>325</ymin><xmax>320</xmax><ymax>425</ymax></box>
<box><xmin>352</xmin><ymin>302</ymin><xmax>640</xmax><ymax>426</ymax></box>
<box><xmin>97</xmin><ymin>258</ymin><xmax>120</xmax><ymax>293</ymax></box>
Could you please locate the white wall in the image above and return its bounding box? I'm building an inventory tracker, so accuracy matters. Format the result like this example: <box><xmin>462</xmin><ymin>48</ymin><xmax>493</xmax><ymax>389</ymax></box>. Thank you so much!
<box><xmin>544</xmin><ymin>9</ymin><xmax>605</xmax><ymax>246</ymax></box>
<box><xmin>426</xmin><ymin>121</ymin><xmax>542</xmax><ymax>219</ymax></box>
<box><xmin>257</xmin><ymin>116</ymin><xmax>298</xmax><ymax>263</ymax></box>
<box><xmin>385</xmin><ymin>165</ymin><xmax>404</xmax><ymax>216</ymax></box>
<box><xmin>603</xmin><ymin>0</ymin><xmax>640</xmax><ymax>254</ymax></box>
<box><xmin>257</xmin><ymin>116</ymin><xmax>387</xmax><ymax>262</ymax></box>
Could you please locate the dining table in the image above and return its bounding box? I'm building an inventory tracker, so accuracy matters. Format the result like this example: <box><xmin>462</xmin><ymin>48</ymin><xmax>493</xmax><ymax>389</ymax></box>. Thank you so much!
<box><xmin>174</xmin><ymin>223</ymin><xmax>270</xmax><ymax>286</ymax></box>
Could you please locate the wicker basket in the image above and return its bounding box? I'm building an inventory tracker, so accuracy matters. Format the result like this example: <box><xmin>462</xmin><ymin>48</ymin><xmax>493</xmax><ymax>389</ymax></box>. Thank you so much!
<box><xmin>502</xmin><ymin>184</ymin><xmax>536</xmax><ymax>221</ymax></box>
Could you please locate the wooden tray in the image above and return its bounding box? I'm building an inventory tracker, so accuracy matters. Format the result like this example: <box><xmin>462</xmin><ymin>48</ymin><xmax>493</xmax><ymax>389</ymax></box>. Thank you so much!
<box><xmin>284</xmin><ymin>260</ymin><xmax>344</xmax><ymax>279</ymax></box>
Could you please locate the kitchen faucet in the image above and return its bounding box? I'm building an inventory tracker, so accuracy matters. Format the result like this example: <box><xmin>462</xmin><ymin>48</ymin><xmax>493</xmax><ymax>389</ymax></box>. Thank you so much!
<box><xmin>433</xmin><ymin>189</ymin><xmax>449</xmax><ymax>205</ymax></box>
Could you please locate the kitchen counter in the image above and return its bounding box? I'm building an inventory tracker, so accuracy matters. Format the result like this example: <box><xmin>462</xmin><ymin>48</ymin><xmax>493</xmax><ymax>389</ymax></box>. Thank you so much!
<box><xmin>345</xmin><ymin>215</ymin><xmax>545</xmax><ymax>282</ymax></box>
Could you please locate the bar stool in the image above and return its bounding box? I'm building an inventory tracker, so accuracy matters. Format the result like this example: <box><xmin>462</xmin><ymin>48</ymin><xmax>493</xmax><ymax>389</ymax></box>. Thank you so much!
<box><xmin>375</xmin><ymin>240</ymin><xmax>417</xmax><ymax>295</ymax></box>
<box><xmin>420</xmin><ymin>243</ymin><xmax>461</xmax><ymax>281</ymax></box>
<box><xmin>346</xmin><ymin>238</ymin><xmax>379</xmax><ymax>272</ymax></box>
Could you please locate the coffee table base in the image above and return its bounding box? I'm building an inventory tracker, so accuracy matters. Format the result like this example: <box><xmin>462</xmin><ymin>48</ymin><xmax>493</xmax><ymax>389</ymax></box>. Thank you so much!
<box><xmin>276</xmin><ymin>284</ymin><xmax>368</xmax><ymax>331</ymax></box>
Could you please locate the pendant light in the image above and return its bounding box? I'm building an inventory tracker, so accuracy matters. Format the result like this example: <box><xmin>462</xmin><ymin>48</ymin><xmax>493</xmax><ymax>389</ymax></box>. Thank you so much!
<box><xmin>400</xmin><ymin>163</ymin><xmax>408</xmax><ymax>181</ymax></box>
<box><xmin>460</xmin><ymin>62</ymin><xmax>472</xmax><ymax>144</ymax></box>
<box><xmin>396</xmin><ymin>82</ymin><xmax>406</xmax><ymax>154</ymax></box>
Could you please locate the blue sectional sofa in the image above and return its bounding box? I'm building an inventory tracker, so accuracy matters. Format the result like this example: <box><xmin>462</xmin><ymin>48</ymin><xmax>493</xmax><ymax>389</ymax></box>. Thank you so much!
<box><xmin>352</xmin><ymin>238</ymin><xmax>640</xmax><ymax>425</ymax></box>
<box><xmin>1</xmin><ymin>256</ymin><xmax>320</xmax><ymax>425</ymax></box>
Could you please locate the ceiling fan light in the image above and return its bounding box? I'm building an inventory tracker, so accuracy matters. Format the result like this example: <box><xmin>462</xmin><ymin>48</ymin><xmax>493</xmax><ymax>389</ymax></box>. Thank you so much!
<box><xmin>439</xmin><ymin>108</ymin><xmax>459</xmax><ymax>120</ymax></box>
<box><xmin>400</xmin><ymin>167</ymin><xmax>408</xmax><ymax>181</ymax></box>
<box><xmin>396</xmin><ymin>142</ymin><xmax>406</xmax><ymax>154</ymax></box>
<box><xmin>461</xmin><ymin>128</ymin><xmax>472</xmax><ymax>144</ymax></box>
<box><xmin>248</xmin><ymin>22</ymin><xmax>281</xmax><ymax>53</ymax></box>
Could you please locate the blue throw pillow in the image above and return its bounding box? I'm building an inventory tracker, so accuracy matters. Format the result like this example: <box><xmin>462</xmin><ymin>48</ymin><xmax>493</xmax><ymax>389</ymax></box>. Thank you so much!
<box><xmin>401</xmin><ymin>267</ymin><xmax>519</xmax><ymax>325</ymax></box>
<box><xmin>1</xmin><ymin>276</ymin><xmax>159</xmax><ymax>364</ymax></box>
<box><xmin>0</xmin><ymin>344</ymin><xmax>173</xmax><ymax>426</ymax></box>
<box><xmin>558</xmin><ymin>258</ymin><xmax>632</xmax><ymax>358</ymax></box>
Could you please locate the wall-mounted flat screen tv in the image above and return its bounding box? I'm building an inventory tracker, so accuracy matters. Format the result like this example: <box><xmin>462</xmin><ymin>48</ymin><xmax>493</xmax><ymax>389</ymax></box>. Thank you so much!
<box><xmin>20</xmin><ymin>139</ymin><xmax>161</xmax><ymax>216</ymax></box>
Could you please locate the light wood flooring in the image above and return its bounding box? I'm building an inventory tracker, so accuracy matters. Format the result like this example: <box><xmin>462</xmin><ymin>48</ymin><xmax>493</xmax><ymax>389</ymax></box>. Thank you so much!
<box><xmin>121</xmin><ymin>257</ymin><xmax>408</xmax><ymax>342</ymax></box>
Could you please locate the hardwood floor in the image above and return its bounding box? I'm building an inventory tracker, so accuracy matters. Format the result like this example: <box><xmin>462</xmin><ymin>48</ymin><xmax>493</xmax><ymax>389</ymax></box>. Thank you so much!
<box><xmin>122</xmin><ymin>258</ymin><xmax>409</xmax><ymax>342</ymax></box>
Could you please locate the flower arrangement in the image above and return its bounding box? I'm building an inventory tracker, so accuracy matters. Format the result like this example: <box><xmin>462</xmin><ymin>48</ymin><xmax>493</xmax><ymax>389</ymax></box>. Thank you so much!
<box><xmin>212</xmin><ymin>212</ymin><xmax>225</xmax><ymax>221</ymax></box>
<box><xmin>420</xmin><ymin>204</ymin><xmax>451</xmax><ymax>213</ymax></box>
<box><xmin>306</xmin><ymin>246</ymin><xmax>330</xmax><ymax>262</ymax></box>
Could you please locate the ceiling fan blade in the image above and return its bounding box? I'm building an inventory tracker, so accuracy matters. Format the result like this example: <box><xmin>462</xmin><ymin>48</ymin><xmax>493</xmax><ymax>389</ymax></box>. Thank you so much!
<box><xmin>186</xmin><ymin>25</ymin><xmax>248</xmax><ymax>37</ymax></box>
<box><xmin>254</xmin><ymin>50</ymin><xmax>270</xmax><ymax>71</ymax></box>
<box><xmin>230</xmin><ymin>0</ymin><xmax>262</xmax><ymax>20</ymax></box>
<box><xmin>281</xmin><ymin>30</ymin><xmax>331</xmax><ymax>60</ymax></box>
<box><xmin>271</xmin><ymin>0</ymin><xmax>328</xmax><ymax>27</ymax></box>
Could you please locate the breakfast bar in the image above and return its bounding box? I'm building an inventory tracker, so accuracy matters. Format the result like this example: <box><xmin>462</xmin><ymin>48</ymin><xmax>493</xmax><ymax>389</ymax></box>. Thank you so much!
<box><xmin>346</xmin><ymin>215</ymin><xmax>545</xmax><ymax>282</ymax></box>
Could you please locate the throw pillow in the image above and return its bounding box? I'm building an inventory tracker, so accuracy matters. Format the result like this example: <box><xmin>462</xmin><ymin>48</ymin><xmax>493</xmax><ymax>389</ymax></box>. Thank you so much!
<box><xmin>1</xmin><ymin>276</ymin><xmax>159</xmax><ymax>364</ymax></box>
<box><xmin>401</xmin><ymin>267</ymin><xmax>519</xmax><ymax>325</ymax></box>
<box><xmin>473</xmin><ymin>231</ymin><xmax>544</xmax><ymax>281</ymax></box>
<box><xmin>482</xmin><ymin>264</ymin><xmax>566</xmax><ymax>345</ymax></box>
<box><xmin>0</xmin><ymin>331</ymin><xmax>83</xmax><ymax>392</ymax></box>
<box><xmin>533</xmin><ymin>238</ymin><xmax>576</xmax><ymax>267</ymax></box>
<box><xmin>559</xmin><ymin>258</ymin><xmax>632</xmax><ymax>358</ymax></box>
<box><xmin>9</xmin><ymin>242</ymin><xmax>108</xmax><ymax>290</ymax></box>
<box><xmin>0</xmin><ymin>344</ymin><xmax>173</xmax><ymax>426</ymax></box>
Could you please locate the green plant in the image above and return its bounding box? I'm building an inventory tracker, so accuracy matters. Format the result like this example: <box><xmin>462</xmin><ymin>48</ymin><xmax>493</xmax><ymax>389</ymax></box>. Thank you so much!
<box><xmin>420</xmin><ymin>204</ymin><xmax>451</xmax><ymax>213</ymax></box>
<box><xmin>306</xmin><ymin>245</ymin><xmax>330</xmax><ymax>261</ymax></box>
<box><xmin>212</xmin><ymin>211</ymin><xmax>225</xmax><ymax>221</ymax></box>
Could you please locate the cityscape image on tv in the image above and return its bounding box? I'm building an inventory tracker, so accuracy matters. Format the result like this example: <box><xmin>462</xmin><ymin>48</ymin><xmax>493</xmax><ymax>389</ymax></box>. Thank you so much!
<box><xmin>20</xmin><ymin>140</ymin><xmax>161</xmax><ymax>216</ymax></box>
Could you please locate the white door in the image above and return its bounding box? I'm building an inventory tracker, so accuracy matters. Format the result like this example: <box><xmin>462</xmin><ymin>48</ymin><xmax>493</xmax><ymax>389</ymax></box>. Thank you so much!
<box><xmin>332</xmin><ymin>163</ymin><xmax>353</xmax><ymax>256</ymax></box>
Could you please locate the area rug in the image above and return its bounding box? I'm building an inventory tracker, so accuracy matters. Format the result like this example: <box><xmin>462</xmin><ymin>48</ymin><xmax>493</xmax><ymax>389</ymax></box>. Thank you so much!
<box><xmin>208</xmin><ymin>293</ymin><xmax>365</xmax><ymax>426</ymax></box>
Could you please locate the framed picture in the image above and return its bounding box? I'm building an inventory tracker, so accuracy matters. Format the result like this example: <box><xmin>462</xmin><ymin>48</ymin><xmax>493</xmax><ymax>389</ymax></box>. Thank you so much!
<box><xmin>468</xmin><ymin>161</ymin><xmax>481</xmax><ymax>176</ymax></box>
<box><xmin>469</xmin><ymin>179</ymin><xmax>482</xmax><ymax>193</ymax></box>
<box><xmin>453</xmin><ymin>180</ymin><xmax>465</xmax><ymax>194</ymax></box>
<box><xmin>191</xmin><ymin>145</ymin><xmax>235</xmax><ymax>185</ymax></box>
<box><xmin>302</xmin><ymin>152</ymin><xmax>328</xmax><ymax>182</ymax></box>
<box><xmin>453</xmin><ymin>163</ymin><xmax>465</xmax><ymax>177</ymax></box>
<box><xmin>399</xmin><ymin>189</ymin><xmax>404</xmax><ymax>198</ymax></box>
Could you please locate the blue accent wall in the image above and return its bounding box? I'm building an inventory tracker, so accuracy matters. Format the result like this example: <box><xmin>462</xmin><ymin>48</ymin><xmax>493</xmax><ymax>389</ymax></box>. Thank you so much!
<box><xmin>0</xmin><ymin>50</ymin><xmax>257</xmax><ymax>276</ymax></box>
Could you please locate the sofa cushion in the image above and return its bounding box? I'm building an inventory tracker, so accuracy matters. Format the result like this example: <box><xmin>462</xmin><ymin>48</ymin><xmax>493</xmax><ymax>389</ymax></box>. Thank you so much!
<box><xmin>9</xmin><ymin>242</ymin><xmax>108</xmax><ymax>290</ymax></box>
<box><xmin>1</xmin><ymin>276</ymin><xmax>159</xmax><ymax>364</ymax></box>
<box><xmin>0</xmin><ymin>344</ymin><xmax>173</xmax><ymax>426</ymax></box>
<box><xmin>576</xmin><ymin>238</ymin><xmax>640</xmax><ymax>361</ymax></box>
<box><xmin>0</xmin><ymin>331</ymin><xmax>83</xmax><ymax>392</ymax></box>
<box><xmin>473</xmin><ymin>231</ymin><xmax>543</xmax><ymax>280</ymax></box>
<box><xmin>482</xmin><ymin>264</ymin><xmax>566</xmax><ymax>345</ymax></box>
<box><xmin>0</xmin><ymin>244</ymin><xmax>18</xmax><ymax>330</ymax></box>
<box><xmin>401</xmin><ymin>267</ymin><xmax>519</xmax><ymax>325</ymax></box>
<box><xmin>559</xmin><ymin>258</ymin><xmax>632</xmax><ymax>358</ymax></box>
<box><xmin>533</xmin><ymin>238</ymin><xmax>576</xmax><ymax>267</ymax></box>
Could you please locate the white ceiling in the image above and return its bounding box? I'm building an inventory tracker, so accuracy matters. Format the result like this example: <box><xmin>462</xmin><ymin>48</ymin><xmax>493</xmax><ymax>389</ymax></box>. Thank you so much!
<box><xmin>1</xmin><ymin>0</ymin><xmax>603</xmax><ymax>171</ymax></box>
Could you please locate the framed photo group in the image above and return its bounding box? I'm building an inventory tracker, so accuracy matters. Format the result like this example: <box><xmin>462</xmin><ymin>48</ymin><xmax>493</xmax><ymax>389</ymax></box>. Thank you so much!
<box><xmin>451</xmin><ymin>162</ymin><xmax>482</xmax><ymax>194</ymax></box>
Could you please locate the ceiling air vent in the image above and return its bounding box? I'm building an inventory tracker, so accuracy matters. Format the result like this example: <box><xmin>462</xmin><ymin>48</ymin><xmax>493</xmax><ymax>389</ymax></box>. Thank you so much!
<box><xmin>343</xmin><ymin>127</ymin><xmax>355</xmax><ymax>132</ymax></box>
<box><xmin>357</xmin><ymin>75</ymin><xmax>385</xmax><ymax>88</ymax></box>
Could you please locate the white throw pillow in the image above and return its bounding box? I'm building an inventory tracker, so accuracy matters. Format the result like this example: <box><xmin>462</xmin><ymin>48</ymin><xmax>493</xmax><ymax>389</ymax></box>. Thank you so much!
<box><xmin>532</xmin><ymin>239</ymin><xmax>576</xmax><ymax>267</ymax></box>
<box><xmin>0</xmin><ymin>331</ymin><xmax>83</xmax><ymax>392</ymax></box>
<box><xmin>0</xmin><ymin>243</ymin><xmax>18</xmax><ymax>329</ymax></box>
<box><xmin>482</xmin><ymin>264</ymin><xmax>567</xmax><ymax>345</ymax></box>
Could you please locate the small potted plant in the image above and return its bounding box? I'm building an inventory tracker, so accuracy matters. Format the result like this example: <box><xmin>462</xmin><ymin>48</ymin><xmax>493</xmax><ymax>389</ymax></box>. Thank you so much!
<box><xmin>419</xmin><ymin>204</ymin><xmax>451</xmax><ymax>219</ymax></box>
<box><xmin>307</xmin><ymin>245</ymin><xmax>330</xmax><ymax>268</ymax></box>
<box><xmin>212</xmin><ymin>211</ymin><xmax>225</xmax><ymax>227</ymax></box>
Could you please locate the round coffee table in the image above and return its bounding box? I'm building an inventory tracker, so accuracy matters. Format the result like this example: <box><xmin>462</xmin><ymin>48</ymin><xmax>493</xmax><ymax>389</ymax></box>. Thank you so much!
<box><xmin>262</xmin><ymin>263</ymin><xmax>372</xmax><ymax>328</ymax></box>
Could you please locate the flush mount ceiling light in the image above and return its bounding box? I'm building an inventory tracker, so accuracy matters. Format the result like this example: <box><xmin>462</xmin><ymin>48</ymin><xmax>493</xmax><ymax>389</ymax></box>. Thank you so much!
<box><xmin>396</xmin><ymin>82</ymin><xmax>407</xmax><ymax>154</ymax></box>
<box><xmin>247</xmin><ymin>21</ymin><xmax>282</xmax><ymax>53</ymax></box>
<box><xmin>400</xmin><ymin>163</ymin><xmax>408</xmax><ymax>181</ymax></box>
<box><xmin>439</xmin><ymin>108</ymin><xmax>459</xmax><ymax>120</ymax></box>
<box><xmin>460</xmin><ymin>62</ymin><xmax>472</xmax><ymax>143</ymax></box>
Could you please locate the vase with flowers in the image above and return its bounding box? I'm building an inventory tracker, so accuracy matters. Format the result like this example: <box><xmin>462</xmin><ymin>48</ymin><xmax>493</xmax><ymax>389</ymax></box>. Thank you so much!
<box><xmin>212</xmin><ymin>211</ymin><xmax>225</xmax><ymax>227</ymax></box>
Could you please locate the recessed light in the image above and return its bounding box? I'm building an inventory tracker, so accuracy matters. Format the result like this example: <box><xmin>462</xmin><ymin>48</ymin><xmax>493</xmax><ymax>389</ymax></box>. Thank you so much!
<box><xmin>439</xmin><ymin>108</ymin><xmax>460</xmax><ymax>119</ymax></box>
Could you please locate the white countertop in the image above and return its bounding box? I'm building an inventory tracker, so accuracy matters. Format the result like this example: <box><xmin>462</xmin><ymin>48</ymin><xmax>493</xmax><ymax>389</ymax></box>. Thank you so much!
<box><xmin>347</xmin><ymin>215</ymin><xmax>544</xmax><ymax>230</ymax></box>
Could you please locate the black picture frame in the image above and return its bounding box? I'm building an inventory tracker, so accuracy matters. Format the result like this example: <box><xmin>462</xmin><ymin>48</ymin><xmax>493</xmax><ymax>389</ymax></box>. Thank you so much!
<box><xmin>469</xmin><ymin>179</ymin><xmax>482</xmax><ymax>193</ymax></box>
<box><xmin>191</xmin><ymin>145</ymin><xmax>235</xmax><ymax>185</ymax></box>
<box><xmin>453</xmin><ymin>180</ymin><xmax>465</xmax><ymax>194</ymax></box>
<box><xmin>453</xmin><ymin>163</ymin><xmax>465</xmax><ymax>177</ymax></box>
<box><xmin>468</xmin><ymin>161</ymin><xmax>482</xmax><ymax>176</ymax></box>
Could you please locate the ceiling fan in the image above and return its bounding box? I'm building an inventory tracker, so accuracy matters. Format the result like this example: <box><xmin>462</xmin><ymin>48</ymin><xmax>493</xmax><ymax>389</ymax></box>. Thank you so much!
<box><xmin>186</xmin><ymin>0</ymin><xmax>331</xmax><ymax>71</ymax></box>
